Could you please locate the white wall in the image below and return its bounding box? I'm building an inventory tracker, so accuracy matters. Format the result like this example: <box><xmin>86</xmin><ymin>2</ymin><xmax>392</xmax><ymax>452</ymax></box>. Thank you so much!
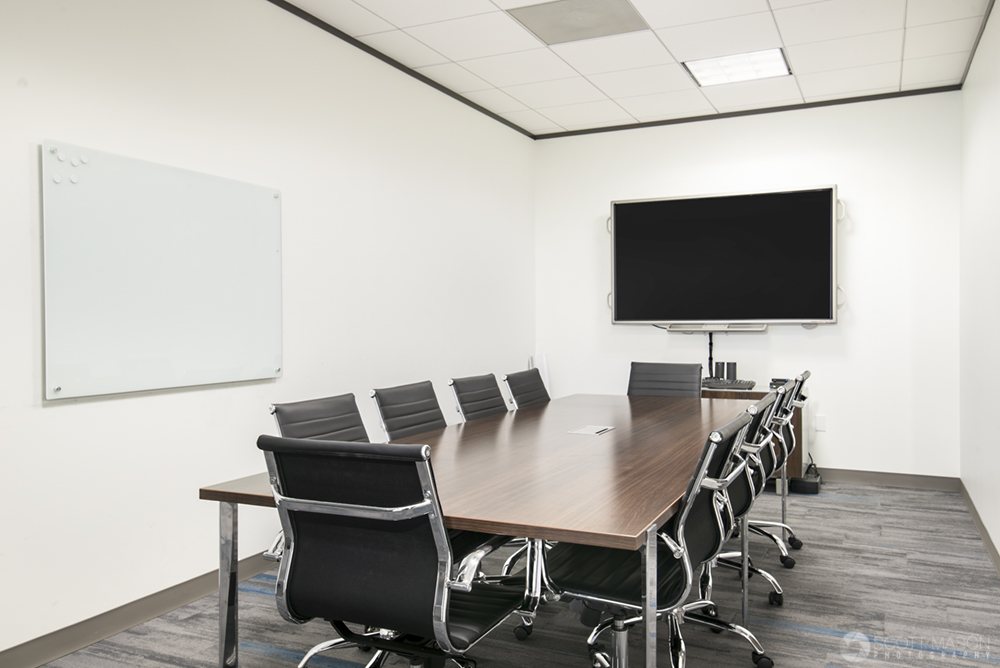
<box><xmin>0</xmin><ymin>0</ymin><xmax>535</xmax><ymax>651</ymax></box>
<box><xmin>533</xmin><ymin>94</ymin><xmax>963</xmax><ymax>478</ymax></box>
<box><xmin>961</xmin><ymin>11</ymin><xmax>1000</xmax><ymax>549</ymax></box>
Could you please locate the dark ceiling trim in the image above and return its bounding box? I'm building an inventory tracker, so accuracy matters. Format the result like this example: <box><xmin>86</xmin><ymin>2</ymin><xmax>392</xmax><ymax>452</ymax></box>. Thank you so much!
<box><xmin>961</xmin><ymin>0</ymin><xmax>995</xmax><ymax>83</ymax></box>
<box><xmin>266</xmin><ymin>0</ymin><xmax>535</xmax><ymax>139</ymax></box>
<box><xmin>532</xmin><ymin>85</ymin><xmax>963</xmax><ymax>140</ymax></box>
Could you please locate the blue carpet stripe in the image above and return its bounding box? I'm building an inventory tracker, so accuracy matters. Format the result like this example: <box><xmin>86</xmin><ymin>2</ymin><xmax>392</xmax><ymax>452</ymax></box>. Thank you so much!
<box><xmin>750</xmin><ymin>616</ymin><xmax>1000</xmax><ymax>663</ymax></box>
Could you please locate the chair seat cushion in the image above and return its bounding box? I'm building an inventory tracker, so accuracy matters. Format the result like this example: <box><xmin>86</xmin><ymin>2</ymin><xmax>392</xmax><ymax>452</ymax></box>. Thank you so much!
<box><xmin>544</xmin><ymin>541</ymin><xmax>686</xmax><ymax>611</ymax></box>
<box><xmin>447</xmin><ymin>581</ymin><xmax>525</xmax><ymax>650</ymax></box>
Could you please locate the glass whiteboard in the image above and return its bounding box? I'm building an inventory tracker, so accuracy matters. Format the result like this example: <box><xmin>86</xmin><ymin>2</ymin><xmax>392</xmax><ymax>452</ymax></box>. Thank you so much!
<box><xmin>41</xmin><ymin>140</ymin><xmax>282</xmax><ymax>400</ymax></box>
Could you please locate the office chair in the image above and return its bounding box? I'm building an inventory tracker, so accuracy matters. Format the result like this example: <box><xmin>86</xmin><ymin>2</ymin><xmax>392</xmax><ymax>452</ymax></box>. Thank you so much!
<box><xmin>626</xmin><ymin>361</ymin><xmax>703</xmax><ymax>398</ymax></box>
<box><xmin>712</xmin><ymin>394</ymin><xmax>787</xmax><ymax>621</ymax></box>
<box><xmin>448</xmin><ymin>373</ymin><xmax>508</xmax><ymax>421</ymax></box>
<box><xmin>543</xmin><ymin>411</ymin><xmax>774</xmax><ymax>668</ymax></box>
<box><xmin>502</xmin><ymin>368</ymin><xmax>550</xmax><ymax>409</ymax></box>
<box><xmin>270</xmin><ymin>393</ymin><xmax>370</xmax><ymax>443</ymax></box>
<box><xmin>370</xmin><ymin>380</ymin><xmax>448</xmax><ymax>441</ymax></box>
<box><xmin>257</xmin><ymin>435</ymin><xmax>526</xmax><ymax>668</ymax></box>
<box><xmin>748</xmin><ymin>371</ymin><xmax>811</xmax><ymax>557</ymax></box>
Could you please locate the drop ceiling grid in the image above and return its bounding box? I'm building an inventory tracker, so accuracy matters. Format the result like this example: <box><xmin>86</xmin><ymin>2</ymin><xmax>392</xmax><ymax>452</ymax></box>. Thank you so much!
<box><xmin>282</xmin><ymin>0</ymin><xmax>990</xmax><ymax>136</ymax></box>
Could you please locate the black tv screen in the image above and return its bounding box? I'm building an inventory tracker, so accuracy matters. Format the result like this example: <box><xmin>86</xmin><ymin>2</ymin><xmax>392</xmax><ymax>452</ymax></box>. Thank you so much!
<box><xmin>612</xmin><ymin>187</ymin><xmax>837</xmax><ymax>326</ymax></box>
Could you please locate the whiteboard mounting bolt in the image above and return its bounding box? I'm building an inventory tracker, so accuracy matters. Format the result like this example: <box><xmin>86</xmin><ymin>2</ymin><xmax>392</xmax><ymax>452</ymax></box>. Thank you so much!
<box><xmin>49</xmin><ymin>147</ymin><xmax>57</xmax><ymax>153</ymax></box>
<box><xmin>275</xmin><ymin>367</ymin><xmax>281</xmax><ymax>373</ymax></box>
<box><xmin>273</xmin><ymin>193</ymin><xmax>279</xmax><ymax>198</ymax></box>
<box><xmin>54</xmin><ymin>386</ymin><xmax>61</xmax><ymax>393</ymax></box>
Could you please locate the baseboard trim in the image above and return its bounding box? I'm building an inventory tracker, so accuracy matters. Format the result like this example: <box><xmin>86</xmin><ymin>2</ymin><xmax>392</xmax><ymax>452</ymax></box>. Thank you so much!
<box><xmin>960</xmin><ymin>481</ymin><xmax>1000</xmax><ymax>580</ymax></box>
<box><xmin>0</xmin><ymin>553</ymin><xmax>272</xmax><ymax>668</ymax></box>
<box><xmin>816</xmin><ymin>467</ymin><xmax>962</xmax><ymax>492</ymax></box>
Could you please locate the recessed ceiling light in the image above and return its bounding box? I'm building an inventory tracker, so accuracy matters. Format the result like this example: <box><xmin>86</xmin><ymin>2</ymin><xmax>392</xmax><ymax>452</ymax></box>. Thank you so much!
<box><xmin>683</xmin><ymin>49</ymin><xmax>791</xmax><ymax>87</ymax></box>
<box><xmin>507</xmin><ymin>0</ymin><xmax>648</xmax><ymax>46</ymax></box>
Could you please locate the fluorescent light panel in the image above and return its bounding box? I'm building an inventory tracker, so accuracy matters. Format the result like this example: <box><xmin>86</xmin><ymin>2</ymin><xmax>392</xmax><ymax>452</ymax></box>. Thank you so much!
<box><xmin>684</xmin><ymin>48</ymin><xmax>790</xmax><ymax>87</ymax></box>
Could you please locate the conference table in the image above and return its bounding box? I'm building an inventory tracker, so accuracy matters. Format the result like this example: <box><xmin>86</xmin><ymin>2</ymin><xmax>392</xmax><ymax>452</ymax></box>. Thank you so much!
<box><xmin>199</xmin><ymin>393</ymin><xmax>752</xmax><ymax>668</ymax></box>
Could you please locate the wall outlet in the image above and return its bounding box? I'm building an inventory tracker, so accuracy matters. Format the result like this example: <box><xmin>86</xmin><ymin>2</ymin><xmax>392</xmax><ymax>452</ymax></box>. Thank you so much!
<box><xmin>815</xmin><ymin>414</ymin><xmax>827</xmax><ymax>432</ymax></box>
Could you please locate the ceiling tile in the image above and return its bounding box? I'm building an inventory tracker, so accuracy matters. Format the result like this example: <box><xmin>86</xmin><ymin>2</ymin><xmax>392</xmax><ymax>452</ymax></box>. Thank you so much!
<box><xmin>537</xmin><ymin>100</ymin><xmax>636</xmax><ymax>128</ymax></box>
<box><xmin>796</xmin><ymin>61</ymin><xmax>901</xmax><ymax>98</ymax></box>
<box><xmin>904</xmin><ymin>17</ymin><xmax>983</xmax><ymax>59</ymax></box>
<box><xmin>503</xmin><ymin>76</ymin><xmax>609</xmax><ymax>108</ymax></box>
<box><xmin>901</xmin><ymin>51</ymin><xmax>970</xmax><ymax>88</ymax></box>
<box><xmin>774</xmin><ymin>0</ymin><xmax>907</xmax><ymax>46</ymax></box>
<box><xmin>656</xmin><ymin>12</ymin><xmax>782</xmax><ymax>63</ymax></box>
<box><xmin>699</xmin><ymin>75</ymin><xmax>804</xmax><ymax>112</ymax></box>
<box><xmin>405</xmin><ymin>11</ymin><xmax>543</xmax><ymax>61</ymax></box>
<box><xmin>462</xmin><ymin>88</ymin><xmax>529</xmax><ymax>113</ymax></box>
<box><xmin>629</xmin><ymin>0</ymin><xmax>770</xmax><ymax>30</ymax></box>
<box><xmin>550</xmin><ymin>31</ymin><xmax>674</xmax><ymax>75</ymax></box>
<box><xmin>490</xmin><ymin>0</ymin><xmax>547</xmax><ymax>8</ymax></box>
<box><xmin>587</xmin><ymin>63</ymin><xmax>697</xmax><ymax>98</ymax></box>
<box><xmin>358</xmin><ymin>30</ymin><xmax>449</xmax><ymax>67</ymax></box>
<box><xmin>905</xmin><ymin>0</ymin><xmax>989</xmax><ymax>27</ymax></box>
<box><xmin>414</xmin><ymin>63</ymin><xmax>493</xmax><ymax>92</ymax></box>
<box><xmin>615</xmin><ymin>89</ymin><xmax>717</xmax><ymax>122</ymax></box>
<box><xmin>499</xmin><ymin>109</ymin><xmax>565</xmax><ymax>133</ymax></box>
<box><xmin>289</xmin><ymin>0</ymin><xmax>394</xmax><ymax>36</ymax></box>
<box><xmin>786</xmin><ymin>30</ymin><xmax>903</xmax><ymax>74</ymax></box>
<box><xmin>351</xmin><ymin>0</ymin><xmax>497</xmax><ymax>28</ymax></box>
<box><xmin>460</xmin><ymin>48</ymin><xmax>579</xmax><ymax>87</ymax></box>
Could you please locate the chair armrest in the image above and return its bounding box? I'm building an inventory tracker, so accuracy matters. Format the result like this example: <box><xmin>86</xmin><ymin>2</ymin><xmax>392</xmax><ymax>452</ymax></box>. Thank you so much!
<box><xmin>658</xmin><ymin>532</ymin><xmax>684</xmax><ymax>559</ymax></box>
<box><xmin>448</xmin><ymin>534</ymin><xmax>511</xmax><ymax>592</ymax></box>
<box><xmin>262</xmin><ymin>530</ymin><xmax>284</xmax><ymax>562</ymax></box>
<box><xmin>700</xmin><ymin>457</ymin><xmax>748</xmax><ymax>492</ymax></box>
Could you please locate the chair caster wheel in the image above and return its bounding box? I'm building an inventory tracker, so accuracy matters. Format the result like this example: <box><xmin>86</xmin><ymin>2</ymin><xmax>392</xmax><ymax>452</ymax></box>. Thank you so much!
<box><xmin>768</xmin><ymin>591</ymin><xmax>783</xmax><ymax>606</ymax></box>
<box><xmin>513</xmin><ymin>624</ymin><xmax>533</xmax><ymax>641</ymax></box>
<box><xmin>779</xmin><ymin>555</ymin><xmax>795</xmax><ymax>569</ymax></box>
<box><xmin>788</xmin><ymin>536</ymin><xmax>803</xmax><ymax>550</ymax></box>
<box><xmin>752</xmin><ymin>652</ymin><xmax>774</xmax><ymax>668</ymax></box>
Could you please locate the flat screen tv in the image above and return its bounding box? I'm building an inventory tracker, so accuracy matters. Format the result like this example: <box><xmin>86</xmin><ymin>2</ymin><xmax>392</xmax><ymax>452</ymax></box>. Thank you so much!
<box><xmin>612</xmin><ymin>186</ymin><xmax>837</xmax><ymax>328</ymax></box>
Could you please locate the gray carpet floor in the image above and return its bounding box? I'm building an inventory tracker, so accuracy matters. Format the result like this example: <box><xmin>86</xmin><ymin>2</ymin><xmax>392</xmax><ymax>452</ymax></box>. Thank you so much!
<box><xmin>44</xmin><ymin>483</ymin><xmax>1000</xmax><ymax>668</ymax></box>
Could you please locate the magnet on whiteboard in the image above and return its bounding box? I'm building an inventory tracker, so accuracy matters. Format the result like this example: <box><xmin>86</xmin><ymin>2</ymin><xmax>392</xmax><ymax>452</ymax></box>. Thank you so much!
<box><xmin>70</xmin><ymin>175</ymin><xmax>79</xmax><ymax>184</ymax></box>
<box><xmin>71</xmin><ymin>158</ymin><xmax>80</xmax><ymax>166</ymax></box>
<box><xmin>58</xmin><ymin>152</ymin><xmax>66</xmax><ymax>161</ymax></box>
<box><xmin>53</xmin><ymin>175</ymin><xmax>62</xmax><ymax>184</ymax></box>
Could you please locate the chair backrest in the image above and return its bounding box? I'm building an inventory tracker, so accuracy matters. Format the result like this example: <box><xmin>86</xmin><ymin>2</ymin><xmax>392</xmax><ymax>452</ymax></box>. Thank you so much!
<box><xmin>449</xmin><ymin>374</ymin><xmax>508</xmax><ymax>422</ymax></box>
<box><xmin>502</xmin><ymin>368</ymin><xmax>550</xmax><ymax>409</ymax></box>
<box><xmin>677</xmin><ymin>411</ymin><xmax>752</xmax><ymax>569</ymax></box>
<box><xmin>766</xmin><ymin>379</ymin><xmax>797</xmax><ymax>470</ymax></box>
<box><xmin>270</xmin><ymin>393</ymin><xmax>370</xmax><ymax>443</ymax></box>
<box><xmin>729</xmin><ymin>394</ymin><xmax>777</xmax><ymax>516</ymax></box>
<box><xmin>371</xmin><ymin>381</ymin><xmax>448</xmax><ymax>441</ymax></box>
<box><xmin>257</xmin><ymin>435</ymin><xmax>452</xmax><ymax>644</ymax></box>
<box><xmin>627</xmin><ymin>362</ymin><xmax>703</xmax><ymax>398</ymax></box>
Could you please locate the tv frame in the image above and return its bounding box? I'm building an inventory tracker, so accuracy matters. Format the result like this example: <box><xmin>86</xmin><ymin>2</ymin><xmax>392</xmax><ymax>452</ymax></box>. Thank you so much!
<box><xmin>611</xmin><ymin>185</ymin><xmax>838</xmax><ymax>329</ymax></box>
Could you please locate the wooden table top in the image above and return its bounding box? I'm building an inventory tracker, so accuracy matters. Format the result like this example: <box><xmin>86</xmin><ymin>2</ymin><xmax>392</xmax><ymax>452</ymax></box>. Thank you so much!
<box><xmin>200</xmin><ymin>394</ymin><xmax>751</xmax><ymax>551</ymax></box>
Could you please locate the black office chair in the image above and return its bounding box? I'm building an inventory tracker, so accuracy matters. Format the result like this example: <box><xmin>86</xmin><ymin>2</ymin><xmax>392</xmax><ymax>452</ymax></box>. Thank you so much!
<box><xmin>449</xmin><ymin>374</ymin><xmax>508</xmax><ymax>421</ymax></box>
<box><xmin>543</xmin><ymin>411</ymin><xmax>774</xmax><ymax>668</ymax></box>
<box><xmin>270</xmin><ymin>393</ymin><xmax>370</xmax><ymax>443</ymax></box>
<box><xmin>370</xmin><ymin>380</ymin><xmax>448</xmax><ymax>441</ymax></box>
<box><xmin>711</xmin><ymin>394</ymin><xmax>787</xmax><ymax>619</ymax></box>
<box><xmin>626</xmin><ymin>362</ymin><xmax>703</xmax><ymax>398</ymax></box>
<box><xmin>257</xmin><ymin>435</ymin><xmax>526</xmax><ymax>668</ymax></box>
<box><xmin>502</xmin><ymin>368</ymin><xmax>550</xmax><ymax>409</ymax></box>
<box><xmin>748</xmin><ymin>371</ymin><xmax>811</xmax><ymax>558</ymax></box>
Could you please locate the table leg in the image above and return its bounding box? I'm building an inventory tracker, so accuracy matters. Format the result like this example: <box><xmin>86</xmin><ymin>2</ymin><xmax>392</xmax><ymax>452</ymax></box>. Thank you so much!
<box><xmin>220</xmin><ymin>501</ymin><xmax>238</xmax><ymax>668</ymax></box>
<box><xmin>642</xmin><ymin>523</ymin><xmax>657</xmax><ymax>668</ymax></box>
